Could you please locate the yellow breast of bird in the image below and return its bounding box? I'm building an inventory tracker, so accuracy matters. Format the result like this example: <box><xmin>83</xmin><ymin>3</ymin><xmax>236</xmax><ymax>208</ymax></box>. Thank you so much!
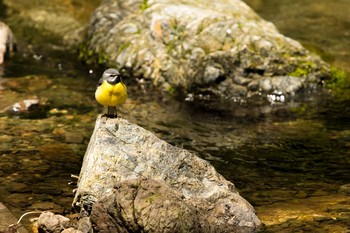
<box><xmin>95</xmin><ymin>81</ymin><xmax>127</xmax><ymax>107</ymax></box>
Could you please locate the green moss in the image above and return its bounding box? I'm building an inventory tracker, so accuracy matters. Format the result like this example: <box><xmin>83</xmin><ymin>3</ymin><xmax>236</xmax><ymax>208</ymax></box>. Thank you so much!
<box><xmin>289</xmin><ymin>67</ymin><xmax>309</xmax><ymax>77</ymax></box>
<box><xmin>170</xmin><ymin>18</ymin><xmax>178</xmax><ymax>31</ymax></box>
<box><xmin>325</xmin><ymin>67</ymin><xmax>350</xmax><ymax>100</ymax></box>
<box><xmin>97</xmin><ymin>53</ymin><xmax>109</xmax><ymax>64</ymax></box>
<box><xmin>118</xmin><ymin>42</ymin><xmax>131</xmax><ymax>53</ymax></box>
<box><xmin>146</xmin><ymin>193</ymin><xmax>159</xmax><ymax>204</ymax></box>
<box><xmin>87</xmin><ymin>49</ymin><xmax>94</xmax><ymax>57</ymax></box>
<box><xmin>140</xmin><ymin>0</ymin><xmax>149</xmax><ymax>11</ymax></box>
<box><xmin>78</xmin><ymin>43</ymin><xmax>109</xmax><ymax>65</ymax></box>
<box><xmin>167</xmin><ymin>85</ymin><xmax>176</xmax><ymax>95</ymax></box>
<box><xmin>327</xmin><ymin>67</ymin><xmax>350</xmax><ymax>89</ymax></box>
<box><xmin>288</xmin><ymin>61</ymin><xmax>315</xmax><ymax>77</ymax></box>
<box><xmin>167</xmin><ymin>41</ymin><xmax>176</xmax><ymax>53</ymax></box>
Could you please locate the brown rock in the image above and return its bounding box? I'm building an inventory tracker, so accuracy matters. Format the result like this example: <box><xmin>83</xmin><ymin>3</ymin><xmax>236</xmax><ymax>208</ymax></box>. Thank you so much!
<box><xmin>90</xmin><ymin>178</ymin><xmax>210</xmax><ymax>232</ymax></box>
<box><xmin>61</xmin><ymin>228</ymin><xmax>83</xmax><ymax>233</ymax></box>
<box><xmin>37</xmin><ymin>212</ymin><xmax>74</xmax><ymax>233</ymax></box>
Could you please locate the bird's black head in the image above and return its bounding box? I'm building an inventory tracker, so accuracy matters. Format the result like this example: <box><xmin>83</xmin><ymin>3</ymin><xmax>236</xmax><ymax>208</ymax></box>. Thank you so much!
<box><xmin>99</xmin><ymin>68</ymin><xmax>122</xmax><ymax>85</ymax></box>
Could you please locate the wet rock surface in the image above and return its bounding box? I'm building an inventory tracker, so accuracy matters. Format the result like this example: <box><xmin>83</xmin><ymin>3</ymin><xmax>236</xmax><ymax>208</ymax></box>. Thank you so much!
<box><xmin>7</xmin><ymin>98</ymin><xmax>47</xmax><ymax>119</ymax></box>
<box><xmin>0</xmin><ymin>21</ymin><xmax>16</xmax><ymax>64</ymax></box>
<box><xmin>73</xmin><ymin>116</ymin><xmax>262</xmax><ymax>232</ymax></box>
<box><xmin>37</xmin><ymin>212</ymin><xmax>75</xmax><ymax>233</ymax></box>
<box><xmin>81</xmin><ymin>0</ymin><xmax>331</xmax><ymax>103</ymax></box>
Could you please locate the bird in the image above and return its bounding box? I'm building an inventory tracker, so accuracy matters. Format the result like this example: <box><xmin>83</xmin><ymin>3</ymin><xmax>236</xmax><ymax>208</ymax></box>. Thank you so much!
<box><xmin>95</xmin><ymin>68</ymin><xmax>128</xmax><ymax>118</ymax></box>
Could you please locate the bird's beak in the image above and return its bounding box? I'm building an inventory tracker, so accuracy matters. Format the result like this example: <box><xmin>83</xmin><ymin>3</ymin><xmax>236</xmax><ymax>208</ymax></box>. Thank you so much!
<box><xmin>107</xmin><ymin>75</ymin><xmax>121</xmax><ymax>85</ymax></box>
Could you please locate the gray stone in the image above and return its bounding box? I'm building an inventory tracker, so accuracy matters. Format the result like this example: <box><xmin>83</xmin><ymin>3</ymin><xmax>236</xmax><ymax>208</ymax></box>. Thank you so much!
<box><xmin>0</xmin><ymin>21</ymin><xmax>16</xmax><ymax>64</ymax></box>
<box><xmin>37</xmin><ymin>212</ymin><xmax>74</xmax><ymax>233</ymax></box>
<box><xmin>73</xmin><ymin>116</ymin><xmax>261</xmax><ymax>232</ymax></box>
<box><xmin>76</xmin><ymin>217</ymin><xmax>92</xmax><ymax>233</ymax></box>
<box><xmin>90</xmin><ymin>178</ymin><xmax>210</xmax><ymax>232</ymax></box>
<box><xmin>7</xmin><ymin>97</ymin><xmax>47</xmax><ymax>119</ymax></box>
<box><xmin>10</xmin><ymin>99</ymin><xmax>39</xmax><ymax>113</ymax></box>
<box><xmin>81</xmin><ymin>0</ymin><xmax>330</xmax><ymax>103</ymax></box>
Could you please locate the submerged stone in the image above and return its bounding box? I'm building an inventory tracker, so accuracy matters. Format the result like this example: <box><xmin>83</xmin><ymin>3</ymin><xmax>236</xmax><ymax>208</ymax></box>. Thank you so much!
<box><xmin>256</xmin><ymin>194</ymin><xmax>350</xmax><ymax>232</ymax></box>
<box><xmin>37</xmin><ymin>212</ymin><xmax>74</xmax><ymax>233</ymax></box>
<box><xmin>7</xmin><ymin>97</ymin><xmax>47</xmax><ymax>119</ymax></box>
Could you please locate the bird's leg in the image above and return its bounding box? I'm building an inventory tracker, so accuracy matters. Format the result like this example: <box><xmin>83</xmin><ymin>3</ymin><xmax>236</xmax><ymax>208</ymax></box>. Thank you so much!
<box><xmin>107</xmin><ymin>106</ymin><xmax>117</xmax><ymax>118</ymax></box>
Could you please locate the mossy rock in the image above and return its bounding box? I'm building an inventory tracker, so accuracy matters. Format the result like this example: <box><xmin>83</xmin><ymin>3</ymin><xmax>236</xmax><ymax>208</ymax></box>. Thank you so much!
<box><xmin>81</xmin><ymin>0</ymin><xmax>331</xmax><ymax>104</ymax></box>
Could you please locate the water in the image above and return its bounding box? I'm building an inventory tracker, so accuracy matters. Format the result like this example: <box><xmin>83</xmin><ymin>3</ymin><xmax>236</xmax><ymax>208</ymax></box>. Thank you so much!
<box><xmin>243</xmin><ymin>0</ymin><xmax>350</xmax><ymax>72</ymax></box>
<box><xmin>0</xmin><ymin>0</ymin><xmax>350</xmax><ymax>232</ymax></box>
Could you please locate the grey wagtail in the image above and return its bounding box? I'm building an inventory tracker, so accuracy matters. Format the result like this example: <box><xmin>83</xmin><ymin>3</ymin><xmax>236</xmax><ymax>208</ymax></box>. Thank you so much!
<box><xmin>95</xmin><ymin>68</ymin><xmax>128</xmax><ymax>118</ymax></box>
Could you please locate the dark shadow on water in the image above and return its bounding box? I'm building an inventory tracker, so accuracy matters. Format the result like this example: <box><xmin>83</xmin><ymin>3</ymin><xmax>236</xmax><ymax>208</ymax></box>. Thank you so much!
<box><xmin>0</xmin><ymin>0</ymin><xmax>7</xmax><ymax>19</ymax></box>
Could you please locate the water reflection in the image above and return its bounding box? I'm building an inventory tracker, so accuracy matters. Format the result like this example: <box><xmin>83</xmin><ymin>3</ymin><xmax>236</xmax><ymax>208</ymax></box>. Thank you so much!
<box><xmin>1</xmin><ymin>56</ymin><xmax>349</xmax><ymax>232</ymax></box>
<box><xmin>243</xmin><ymin>0</ymin><xmax>350</xmax><ymax>72</ymax></box>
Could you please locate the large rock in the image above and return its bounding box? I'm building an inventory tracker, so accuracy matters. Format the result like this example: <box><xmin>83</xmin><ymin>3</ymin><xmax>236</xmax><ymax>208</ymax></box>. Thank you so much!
<box><xmin>73</xmin><ymin>116</ymin><xmax>261</xmax><ymax>232</ymax></box>
<box><xmin>81</xmin><ymin>0</ymin><xmax>330</xmax><ymax>102</ymax></box>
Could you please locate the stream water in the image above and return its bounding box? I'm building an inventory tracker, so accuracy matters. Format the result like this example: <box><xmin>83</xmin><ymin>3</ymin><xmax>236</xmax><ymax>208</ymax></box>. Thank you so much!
<box><xmin>0</xmin><ymin>0</ymin><xmax>349</xmax><ymax>232</ymax></box>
